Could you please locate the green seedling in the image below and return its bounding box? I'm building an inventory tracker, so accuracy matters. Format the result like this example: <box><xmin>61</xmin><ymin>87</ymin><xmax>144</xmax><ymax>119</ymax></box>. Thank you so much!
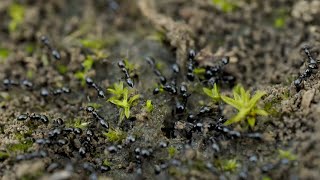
<box><xmin>0</xmin><ymin>47</ymin><xmax>10</xmax><ymax>62</ymax></box>
<box><xmin>203</xmin><ymin>83</ymin><xmax>221</xmax><ymax>102</ymax></box>
<box><xmin>273</xmin><ymin>8</ymin><xmax>288</xmax><ymax>29</ymax></box>
<box><xmin>26</xmin><ymin>70</ymin><xmax>34</xmax><ymax>79</ymax></box>
<box><xmin>124</xmin><ymin>58</ymin><xmax>135</xmax><ymax>73</ymax></box>
<box><xmin>103</xmin><ymin>129</ymin><xmax>126</xmax><ymax>143</ymax></box>
<box><xmin>109</xmin><ymin>89</ymin><xmax>140</xmax><ymax>121</ymax></box>
<box><xmin>168</xmin><ymin>146</ymin><xmax>177</xmax><ymax>158</ymax></box>
<box><xmin>56</xmin><ymin>64</ymin><xmax>68</xmax><ymax>75</ymax></box>
<box><xmin>75</xmin><ymin>56</ymin><xmax>94</xmax><ymax>86</ymax></box>
<box><xmin>211</xmin><ymin>0</ymin><xmax>237</xmax><ymax>13</ymax></box>
<box><xmin>103</xmin><ymin>159</ymin><xmax>112</xmax><ymax>167</ymax></box>
<box><xmin>8</xmin><ymin>3</ymin><xmax>25</xmax><ymax>32</ymax></box>
<box><xmin>73</xmin><ymin>119</ymin><xmax>89</xmax><ymax>129</ymax></box>
<box><xmin>107</xmin><ymin>82</ymin><xmax>127</xmax><ymax>101</ymax></box>
<box><xmin>221</xmin><ymin>84</ymin><xmax>268</xmax><ymax>128</ymax></box>
<box><xmin>80</xmin><ymin>39</ymin><xmax>106</xmax><ymax>50</ymax></box>
<box><xmin>274</xmin><ymin>17</ymin><xmax>285</xmax><ymax>28</ymax></box>
<box><xmin>222</xmin><ymin>159</ymin><xmax>239</xmax><ymax>172</ymax></box>
<box><xmin>278</xmin><ymin>149</ymin><xmax>297</xmax><ymax>161</ymax></box>
<box><xmin>193</xmin><ymin>67</ymin><xmax>206</xmax><ymax>79</ymax></box>
<box><xmin>7</xmin><ymin>139</ymin><xmax>33</xmax><ymax>152</ymax></box>
<box><xmin>0</xmin><ymin>151</ymin><xmax>9</xmax><ymax>161</ymax></box>
<box><xmin>145</xmin><ymin>100</ymin><xmax>154</xmax><ymax>113</ymax></box>
<box><xmin>25</xmin><ymin>43</ymin><xmax>35</xmax><ymax>54</ymax></box>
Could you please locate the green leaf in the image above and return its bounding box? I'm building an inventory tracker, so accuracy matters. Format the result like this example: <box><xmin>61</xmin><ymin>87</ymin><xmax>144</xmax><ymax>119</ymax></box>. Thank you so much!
<box><xmin>221</xmin><ymin>95</ymin><xmax>242</xmax><ymax>110</ymax></box>
<box><xmin>74</xmin><ymin>71</ymin><xmax>85</xmax><ymax>80</ymax></box>
<box><xmin>145</xmin><ymin>100</ymin><xmax>153</xmax><ymax>113</ymax></box>
<box><xmin>109</xmin><ymin>99</ymin><xmax>123</xmax><ymax>106</ymax></box>
<box><xmin>224</xmin><ymin>108</ymin><xmax>250</xmax><ymax>125</ymax></box>
<box><xmin>247</xmin><ymin>117</ymin><xmax>256</xmax><ymax>128</ymax></box>
<box><xmin>248</xmin><ymin>91</ymin><xmax>266</xmax><ymax>108</ymax></box>
<box><xmin>0</xmin><ymin>47</ymin><xmax>10</xmax><ymax>60</ymax></box>
<box><xmin>255</xmin><ymin>109</ymin><xmax>268</xmax><ymax>116</ymax></box>
<box><xmin>129</xmin><ymin>94</ymin><xmax>140</xmax><ymax>105</ymax></box>
<box><xmin>124</xmin><ymin>107</ymin><xmax>130</xmax><ymax>118</ymax></box>
<box><xmin>203</xmin><ymin>87</ymin><xmax>213</xmax><ymax>98</ymax></box>
<box><xmin>8</xmin><ymin>3</ymin><xmax>25</xmax><ymax>32</ymax></box>
<box><xmin>82</xmin><ymin>56</ymin><xmax>94</xmax><ymax>72</ymax></box>
<box><xmin>80</xmin><ymin>39</ymin><xmax>106</xmax><ymax>50</ymax></box>
<box><xmin>107</xmin><ymin>88</ymin><xmax>117</xmax><ymax>95</ymax></box>
<box><xmin>278</xmin><ymin>149</ymin><xmax>297</xmax><ymax>161</ymax></box>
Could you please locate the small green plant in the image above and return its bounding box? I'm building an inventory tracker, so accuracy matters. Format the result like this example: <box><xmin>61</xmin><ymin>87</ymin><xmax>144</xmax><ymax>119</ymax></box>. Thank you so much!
<box><xmin>211</xmin><ymin>0</ymin><xmax>237</xmax><ymax>13</ymax></box>
<box><xmin>203</xmin><ymin>83</ymin><xmax>221</xmax><ymax>102</ymax></box>
<box><xmin>7</xmin><ymin>139</ymin><xmax>33</xmax><ymax>152</ymax></box>
<box><xmin>103</xmin><ymin>159</ymin><xmax>112</xmax><ymax>167</ymax></box>
<box><xmin>124</xmin><ymin>58</ymin><xmax>135</xmax><ymax>72</ymax></box>
<box><xmin>0</xmin><ymin>47</ymin><xmax>10</xmax><ymax>62</ymax></box>
<box><xmin>107</xmin><ymin>82</ymin><xmax>127</xmax><ymax>101</ymax></box>
<box><xmin>72</xmin><ymin>119</ymin><xmax>89</xmax><ymax>129</ymax></box>
<box><xmin>75</xmin><ymin>56</ymin><xmax>94</xmax><ymax>86</ymax></box>
<box><xmin>8</xmin><ymin>3</ymin><xmax>25</xmax><ymax>32</ymax></box>
<box><xmin>0</xmin><ymin>151</ymin><xmax>9</xmax><ymax>161</ymax></box>
<box><xmin>168</xmin><ymin>146</ymin><xmax>177</xmax><ymax>158</ymax></box>
<box><xmin>80</xmin><ymin>39</ymin><xmax>106</xmax><ymax>50</ymax></box>
<box><xmin>108</xmin><ymin>88</ymin><xmax>140</xmax><ymax>121</ymax></box>
<box><xmin>193</xmin><ymin>67</ymin><xmax>206</xmax><ymax>79</ymax></box>
<box><xmin>222</xmin><ymin>159</ymin><xmax>239</xmax><ymax>172</ymax></box>
<box><xmin>221</xmin><ymin>84</ymin><xmax>268</xmax><ymax>128</ymax></box>
<box><xmin>274</xmin><ymin>17</ymin><xmax>286</xmax><ymax>28</ymax></box>
<box><xmin>278</xmin><ymin>149</ymin><xmax>297</xmax><ymax>161</ymax></box>
<box><xmin>273</xmin><ymin>8</ymin><xmax>288</xmax><ymax>29</ymax></box>
<box><xmin>145</xmin><ymin>100</ymin><xmax>154</xmax><ymax>113</ymax></box>
<box><xmin>56</xmin><ymin>64</ymin><xmax>68</xmax><ymax>75</ymax></box>
<box><xmin>103</xmin><ymin>129</ymin><xmax>126</xmax><ymax>143</ymax></box>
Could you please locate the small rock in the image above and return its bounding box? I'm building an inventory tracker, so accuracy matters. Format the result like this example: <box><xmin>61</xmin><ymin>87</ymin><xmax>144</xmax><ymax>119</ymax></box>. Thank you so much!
<box><xmin>301</xmin><ymin>89</ymin><xmax>315</xmax><ymax>109</ymax></box>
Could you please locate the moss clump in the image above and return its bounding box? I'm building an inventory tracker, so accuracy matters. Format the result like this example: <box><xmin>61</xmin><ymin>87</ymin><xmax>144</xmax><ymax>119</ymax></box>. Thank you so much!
<box><xmin>7</xmin><ymin>139</ymin><xmax>33</xmax><ymax>152</ymax></box>
<box><xmin>103</xmin><ymin>159</ymin><xmax>112</xmax><ymax>166</ymax></box>
<box><xmin>0</xmin><ymin>47</ymin><xmax>10</xmax><ymax>62</ymax></box>
<box><xmin>193</xmin><ymin>67</ymin><xmax>206</xmax><ymax>79</ymax></box>
<box><xmin>168</xmin><ymin>146</ymin><xmax>177</xmax><ymax>158</ymax></box>
<box><xmin>75</xmin><ymin>56</ymin><xmax>95</xmax><ymax>86</ymax></box>
<box><xmin>221</xmin><ymin>84</ymin><xmax>268</xmax><ymax>128</ymax></box>
<box><xmin>222</xmin><ymin>159</ymin><xmax>239</xmax><ymax>172</ymax></box>
<box><xmin>278</xmin><ymin>149</ymin><xmax>297</xmax><ymax>161</ymax></box>
<box><xmin>108</xmin><ymin>87</ymin><xmax>140</xmax><ymax>121</ymax></box>
<box><xmin>72</xmin><ymin>119</ymin><xmax>89</xmax><ymax>129</ymax></box>
<box><xmin>0</xmin><ymin>151</ymin><xmax>9</xmax><ymax>161</ymax></box>
<box><xmin>211</xmin><ymin>0</ymin><xmax>238</xmax><ymax>13</ymax></box>
<box><xmin>8</xmin><ymin>3</ymin><xmax>25</xmax><ymax>32</ymax></box>
<box><xmin>103</xmin><ymin>129</ymin><xmax>126</xmax><ymax>143</ymax></box>
<box><xmin>203</xmin><ymin>83</ymin><xmax>221</xmax><ymax>102</ymax></box>
<box><xmin>145</xmin><ymin>100</ymin><xmax>154</xmax><ymax>113</ymax></box>
<box><xmin>56</xmin><ymin>64</ymin><xmax>68</xmax><ymax>75</ymax></box>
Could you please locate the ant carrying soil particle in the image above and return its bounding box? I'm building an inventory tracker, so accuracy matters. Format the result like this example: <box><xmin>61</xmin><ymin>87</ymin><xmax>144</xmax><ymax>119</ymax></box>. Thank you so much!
<box><xmin>294</xmin><ymin>45</ymin><xmax>319</xmax><ymax>90</ymax></box>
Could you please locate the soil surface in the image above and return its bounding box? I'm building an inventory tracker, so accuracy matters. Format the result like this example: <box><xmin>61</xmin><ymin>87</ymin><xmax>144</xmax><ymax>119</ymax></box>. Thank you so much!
<box><xmin>1</xmin><ymin>0</ymin><xmax>320</xmax><ymax>180</ymax></box>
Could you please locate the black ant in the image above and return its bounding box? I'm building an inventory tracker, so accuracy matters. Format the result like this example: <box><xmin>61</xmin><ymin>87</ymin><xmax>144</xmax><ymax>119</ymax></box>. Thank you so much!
<box><xmin>17</xmin><ymin>113</ymin><xmax>49</xmax><ymax>124</ymax></box>
<box><xmin>294</xmin><ymin>45</ymin><xmax>319</xmax><ymax>90</ymax></box>
<box><xmin>146</xmin><ymin>57</ymin><xmax>167</xmax><ymax>85</ymax></box>
<box><xmin>86</xmin><ymin>77</ymin><xmax>105</xmax><ymax>98</ymax></box>
<box><xmin>3</xmin><ymin>79</ymin><xmax>33</xmax><ymax>91</ymax></box>
<box><xmin>41</xmin><ymin>36</ymin><xmax>61</xmax><ymax>60</ymax></box>
<box><xmin>187</xmin><ymin>49</ymin><xmax>197</xmax><ymax>81</ymax></box>
<box><xmin>16</xmin><ymin>150</ymin><xmax>48</xmax><ymax>161</ymax></box>
<box><xmin>86</xmin><ymin>106</ymin><xmax>109</xmax><ymax>129</ymax></box>
<box><xmin>118</xmin><ymin>60</ymin><xmax>134</xmax><ymax>87</ymax></box>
